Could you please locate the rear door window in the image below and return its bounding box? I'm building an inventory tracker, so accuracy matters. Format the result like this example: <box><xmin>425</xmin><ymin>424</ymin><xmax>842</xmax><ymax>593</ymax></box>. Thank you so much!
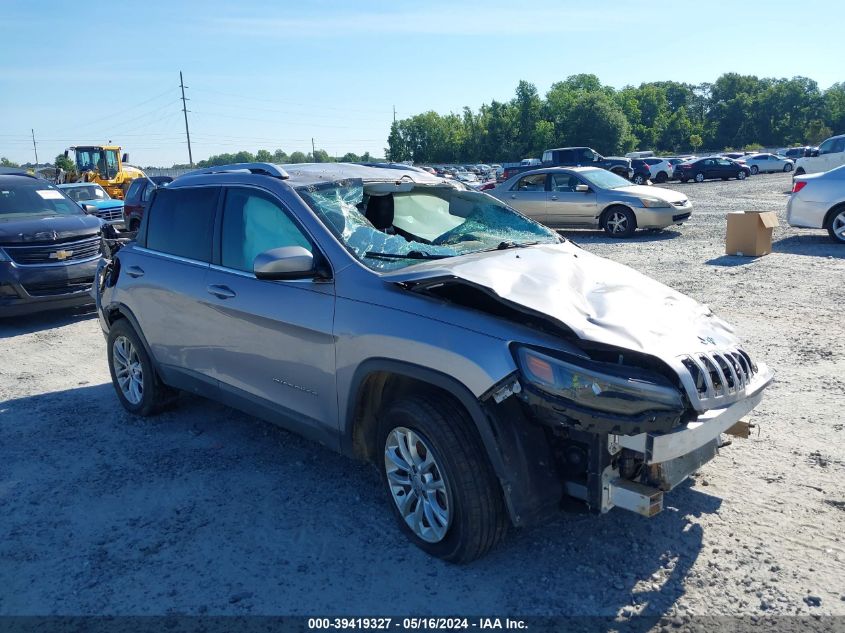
<box><xmin>125</xmin><ymin>179</ymin><xmax>144</xmax><ymax>202</ymax></box>
<box><xmin>511</xmin><ymin>174</ymin><xmax>547</xmax><ymax>192</ymax></box>
<box><xmin>145</xmin><ymin>186</ymin><xmax>219</xmax><ymax>262</ymax></box>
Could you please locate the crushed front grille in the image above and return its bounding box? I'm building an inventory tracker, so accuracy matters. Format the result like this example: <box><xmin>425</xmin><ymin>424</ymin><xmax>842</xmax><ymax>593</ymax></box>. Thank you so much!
<box><xmin>680</xmin><ymin>348</ymin><xmax>759</xmax><ymax>407</ymax></box>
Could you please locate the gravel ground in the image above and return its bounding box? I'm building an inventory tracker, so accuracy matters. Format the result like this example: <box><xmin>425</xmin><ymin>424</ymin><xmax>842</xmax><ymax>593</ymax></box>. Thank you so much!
<box><xmin>1</xmin><ymin>172</ymin><xmax>843</xmax><ymax>623</ymax></box>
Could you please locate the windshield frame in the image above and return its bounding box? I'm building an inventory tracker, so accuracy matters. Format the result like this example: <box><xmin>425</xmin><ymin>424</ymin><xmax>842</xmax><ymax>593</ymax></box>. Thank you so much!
<box><xmin>578</xmin><ymin>168</ymin><xmax>635</xmax><ymax>190</ymax></box>
<box><xmin>296</xmin><ymin>178</ymin><xmax>563</xmax><ymax>273</ymax></box>
<box><xmin>0</xmin><ymin>179</ymin><xmax>86</xmax><ymax>222</ymax></box>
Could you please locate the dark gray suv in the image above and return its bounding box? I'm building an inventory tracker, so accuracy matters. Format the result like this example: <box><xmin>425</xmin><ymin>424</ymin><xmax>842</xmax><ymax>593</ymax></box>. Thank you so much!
<box><xmin>1</xmin><ymin>173</ymin><xmax>103</xmax><ymax>317</ymax></box>
<box><xmin>96</xmin><ymin>162</ymin><xmax>772</xmax><ymax>562</ymax></box>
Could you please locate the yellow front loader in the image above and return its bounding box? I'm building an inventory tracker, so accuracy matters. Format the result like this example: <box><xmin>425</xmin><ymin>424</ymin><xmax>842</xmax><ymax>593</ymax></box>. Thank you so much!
<box><xmin>64</xmin><ymin>145</ymin><xmax>146</xmax><ymax>199</ymax></box>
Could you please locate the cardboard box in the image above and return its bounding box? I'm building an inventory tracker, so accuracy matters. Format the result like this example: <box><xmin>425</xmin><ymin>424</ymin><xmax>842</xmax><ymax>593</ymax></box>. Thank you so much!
<box><xmin>725</xmin><ymin>211</ymin><xmax>779</xmax><ymax>256</ymax></box>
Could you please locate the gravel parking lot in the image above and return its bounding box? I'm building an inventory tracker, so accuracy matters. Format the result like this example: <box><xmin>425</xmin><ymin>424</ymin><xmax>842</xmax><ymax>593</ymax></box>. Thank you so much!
<box><xmin>1</xmin><ymin>172</ymin><xmax>843</xmax><ymax>622</ymax></box>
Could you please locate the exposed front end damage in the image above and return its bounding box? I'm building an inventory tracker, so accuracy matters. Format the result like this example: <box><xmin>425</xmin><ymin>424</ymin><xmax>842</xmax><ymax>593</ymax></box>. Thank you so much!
<box><xmin>390</xmin><ymin>246</ymin><xmax>773</xmax><ymax>522</ymax></box>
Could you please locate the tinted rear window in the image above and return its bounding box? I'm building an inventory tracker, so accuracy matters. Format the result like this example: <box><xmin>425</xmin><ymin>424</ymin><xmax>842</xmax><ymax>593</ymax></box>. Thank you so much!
<box><xmin>145</xmin><ymin>186</ymin><xmax>218</xmax><ymax>262</ymax></box>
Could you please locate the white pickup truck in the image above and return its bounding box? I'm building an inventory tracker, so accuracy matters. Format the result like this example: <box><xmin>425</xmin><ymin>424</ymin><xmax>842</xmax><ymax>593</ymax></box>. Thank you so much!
<box><xmin>795</xmin><ymin>134</ymin><xmax>845</xmax><ymax>176</ymax></box>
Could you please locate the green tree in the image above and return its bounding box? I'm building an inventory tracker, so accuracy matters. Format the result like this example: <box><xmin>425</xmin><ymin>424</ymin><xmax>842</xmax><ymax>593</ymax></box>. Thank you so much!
<box><xmin>563</xmin><ymin>92</ymin><xmax>631</xmax><ymax>155</ymax></box>
<box><xmin>804</xmin><ymin>120</ymin><xmax>832</xmax><ymax>144</ymax></box>
<box><xmin>288</xmin><ymin>151</ymin><xmax>308</xmax><ymax>163</ymax></box>
<box><xmin>689</xmin><ymin>134</ymin><xmax>703</xmax><ymax>152</ymax></box>
<box><xmin>312</xmin><ymin>149</ymin><xmax>332</xmax><ymax>163</ymax></box>
<box><xmin>255</xmin><ymin>149</ymin><xmax>273</xmax><ymax>162</ymax></box>
<box><xmin>55</xmin><ymin>154</ymin><xmax>75</xmax><ymax>172</ymax></box>
<box><xmin>340</xmin><ymin>152</ymin><xmax>361</xmax><ymax>162</ymax></box>
<box><xmin>0</xmin><ymin>157</ymin><xmax>19</xmax><ymax>167</ymax></box>
<box><xmin>272</xmin><ymin>149</ymin><xmax>289</xmax><ymax>163</ymax></box>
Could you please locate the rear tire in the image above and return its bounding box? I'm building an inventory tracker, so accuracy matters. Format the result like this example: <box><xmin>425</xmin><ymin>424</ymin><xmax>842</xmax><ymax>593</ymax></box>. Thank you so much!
<box><xmin>795</xmin><ymin>167</ymin><xmax>805</xmax><ymax>176</ymax></box>
<box><xmin>128</xmin><ymin>218</ymin><xmax>141</xmax><ymax>232</ymax></box>
<box><xmin>655</xmin><ymin>172</ymin><xmax>668</xmax><ymax>183</ymax></box>
<box><xmin>107</xmin><ymin>319</ymin><xmax>176</xmax><ymax>416</ymax></box>
<box><xmin>378</xmin><ymin>394</ymin><xmax>508</xmax><ymax>563</ymax></box>
<box><xmin>737</xmin><ymin>170</ymin><xmax>747</xmax><ymax>180</ymax></box>
<box><xmin>750</xmin><ymin>165</ymin><xmax>759</xmax><ymax>175</ymax></box>
<box><xmin>632</xmin><ymin>174</ymin><xmax>646</xmax><ymax>185</ymax></box>
<box><xmin>601</xmin><ymin>206</ymin><xmax>637</xmax><ymax>238</ymax></box>
<box><xmin>783</xmin><ymin>163</ymin><xmax>793</xmax><ymax>172</ymax></box>
<box><xmin>694</xmin><ymin>172</ymin><xmax>705</xmax><ymax>183</ymax></box>
<box><xmin>826</xmin><ymin>206</ymin><xmax>845</xmax><ymax>244</ymax></box>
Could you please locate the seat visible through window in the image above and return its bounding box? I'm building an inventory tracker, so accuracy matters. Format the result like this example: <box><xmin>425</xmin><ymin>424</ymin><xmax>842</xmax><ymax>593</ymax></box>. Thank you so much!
<box><xmin>221</xmin><ymin>188</ymin><xmax>312</xmax><ymax>273</ymax></box>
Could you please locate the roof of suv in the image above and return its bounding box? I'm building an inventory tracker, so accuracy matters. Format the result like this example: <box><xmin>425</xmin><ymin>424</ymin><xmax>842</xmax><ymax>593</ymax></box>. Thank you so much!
<box><xmin>172</xmin><ymin>162</ymin><xmax>446</xmax><ymax>189</ymax></box>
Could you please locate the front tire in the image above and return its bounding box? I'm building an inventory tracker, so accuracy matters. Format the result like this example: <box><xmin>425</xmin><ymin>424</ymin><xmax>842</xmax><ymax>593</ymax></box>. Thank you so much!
<box><xmin>655</xmin><ymin>171</ymin><xmax>668</xmax><ymax>183</ymax></box>
<box><xmin>827</xmin><ymin>206</ymin><xmax>845</xmax><ymax>244</ymax></box>
<box><xmin>750</xmin><ymin>165</ymin><xmax>759</xmax><ymax>175</ymax></box>
<box><xmin>602</xmin><ymin>206</ymin><xmax>637</xmax><ymax>238</ymax></box>
<box><xmin>379</xmin><ymin>394</ymin><xmax>507</xmax><ymax>563</ymax></box>
<box><xmin>694</xmin><ymin>172</ymin><xmax>705</xmax><ymax>183</ymax></box>
<box><xmin>632</xmin><ymin>174</ymin><xmax>646</xmax><ymax>185</ymax></box>
<box><xmin>737</xmin><ymin>170</ymin><xmax>747</xmax><ymax>180</ymax></box>
<box><xmin>795</xmin><ymin>167</ymin><xmax>805</xmax><ymax>176</ymax></box>
<box><xmin>107</xmin><ymin>319</ymin><xmax>175</xmax><ymax>416</ymax></box>
<box><xmin>783</xmin><ymin>163</ymin><xmax>793</xmax><ymax>172</ymax></box>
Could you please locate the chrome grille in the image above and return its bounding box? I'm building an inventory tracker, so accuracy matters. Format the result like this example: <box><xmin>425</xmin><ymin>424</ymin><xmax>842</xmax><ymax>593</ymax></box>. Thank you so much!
<box><xmin>4</xmin><ymin>236</ymin><xmax>102</xmax><ymax>266</ymax></box>
<box><xmin>93</xmin><ymin>207</ymin><xmax>123</xmax><ymax>222</ymax></box>
<box><xmin>680</xmin><ymin>348</ymin><xmax>759</xmax><ymax>407</ymax></box>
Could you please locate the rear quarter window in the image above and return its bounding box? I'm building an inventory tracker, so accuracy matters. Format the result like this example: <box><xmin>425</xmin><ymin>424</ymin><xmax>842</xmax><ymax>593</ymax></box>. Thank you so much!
<box><xmin>144</xmin><ymin>186</ymin><xmax>219</xmax><ymax>262</ymax></box>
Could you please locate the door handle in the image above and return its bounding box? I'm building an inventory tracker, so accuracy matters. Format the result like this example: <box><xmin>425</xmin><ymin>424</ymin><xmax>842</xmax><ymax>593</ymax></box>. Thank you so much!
<box><xmin>510</xmin><ymin>194</ymin><xmax>517</xmax><ymax>199</ymax></box>
<box><xmin>207</xmin><ymin>284</ymin><xmax>236</xmax><ymax>299</ymax></box>
<box><xmin>550</xmin><ymin>195</ymin><xmax>558</xmax><ymax>200</ymax></box>
<box><xmin>126</xmin><ymin>266</ymin><xmax>144</xmax><ymax>278</ymax></box>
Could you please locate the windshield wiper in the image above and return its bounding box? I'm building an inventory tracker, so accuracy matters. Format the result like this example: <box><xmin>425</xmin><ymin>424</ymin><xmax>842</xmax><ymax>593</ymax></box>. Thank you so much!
<box><xmin>484</xmin><ymin>240</ymin><xmax>542</xmax><ymax>252</ymax></box>
<box><xmin>364</xmin><ymin>250</ymin><xmax>453</xmax><ymax>261</ymax></box>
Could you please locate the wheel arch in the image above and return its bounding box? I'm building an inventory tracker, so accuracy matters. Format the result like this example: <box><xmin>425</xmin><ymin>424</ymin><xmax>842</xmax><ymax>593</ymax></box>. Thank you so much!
<box><xmin>824</xmin><ymin>202</ymin><xmax>845</xmax><ymax>231</ymax></box>
<box><xmin>343</xmin><ymin>359</ymin><xmax>561</xmax><ymax>527</ymax></box>
<box><xmin>102</xmin><ymin>303</ymin><xmax>160</xmax><ymax>374</ymax></box>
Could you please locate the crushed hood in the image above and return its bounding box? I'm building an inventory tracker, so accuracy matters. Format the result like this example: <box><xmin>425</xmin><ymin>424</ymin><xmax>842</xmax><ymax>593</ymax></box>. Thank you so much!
<box><xmin>384</xmin><ymin>242</ymin><xmax>740</xmax><ymax>360</ymax></box>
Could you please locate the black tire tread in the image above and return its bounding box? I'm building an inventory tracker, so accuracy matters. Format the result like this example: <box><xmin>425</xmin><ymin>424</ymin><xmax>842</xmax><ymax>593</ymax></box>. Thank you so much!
<box><xmin>107</xmin><ymin>319</ymin><xmax>176</xmax><ymax>416</ymax></box>
<box><xmin>380</xmin><ymin>393</ymin><xmax>508</xmax><ymax>563</ymax></box>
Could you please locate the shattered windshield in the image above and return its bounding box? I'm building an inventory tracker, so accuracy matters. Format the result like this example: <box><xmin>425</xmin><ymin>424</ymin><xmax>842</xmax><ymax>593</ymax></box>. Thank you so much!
<box><xmin>298</xmin><ymin>179</ymin><xmax>561</xmax><ymax>271</ymax></box>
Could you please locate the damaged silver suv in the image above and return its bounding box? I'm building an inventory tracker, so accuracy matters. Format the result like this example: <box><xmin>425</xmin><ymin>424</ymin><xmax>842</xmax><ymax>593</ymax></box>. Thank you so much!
<box><xmin>95</xmin><ymin>162</ymin><xmax>773</xmax><ymax>562</ymax></box>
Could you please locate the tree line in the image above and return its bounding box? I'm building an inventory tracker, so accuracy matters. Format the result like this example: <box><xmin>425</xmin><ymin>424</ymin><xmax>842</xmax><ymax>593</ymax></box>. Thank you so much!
<box><xmin>386</xmin><ymin>73</ymin><xmax>845</xmax><ymax>163</ymax></box>
<box><xmin>185</xmin><ymin>148</ymin><xmax>378</xmax><ymax>169</ymax></box>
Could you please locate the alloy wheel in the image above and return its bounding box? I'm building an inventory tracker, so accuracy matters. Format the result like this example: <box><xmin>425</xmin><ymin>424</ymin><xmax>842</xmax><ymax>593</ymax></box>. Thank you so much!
<box><xmin>832</xmin><ymin>210</ymin><xmax>845</xmax><ymax>242</ymax></box>
<box><xmin>384</xmin><ymin>426</ymin><xmax>451</xmax><ymax>543</ymax></box>
<box><xmin>113</xmin><ymin>336</ymin><xmax>144</xmax><ymax>405</ymax></box>
<box><xmin>606</xmin><ymin>211</ymin><xmax>629</xmax><ymax>234</ymax></box>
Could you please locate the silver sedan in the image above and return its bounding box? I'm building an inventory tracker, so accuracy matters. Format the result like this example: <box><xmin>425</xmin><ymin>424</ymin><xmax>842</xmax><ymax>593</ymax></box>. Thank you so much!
<box><xmin>787</xmin><ymin>164</ymin><xmax>845</xmax><ymax>243</ymax></box>
<box><xmin>489</xmin><ymin>166</ymin><xmax>693</xmax><ymax>238</ymax></box>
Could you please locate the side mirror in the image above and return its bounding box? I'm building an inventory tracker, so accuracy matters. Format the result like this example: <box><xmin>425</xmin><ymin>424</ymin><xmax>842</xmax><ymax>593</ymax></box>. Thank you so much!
<box><xmin>64</xmin><ymin>150</ymin><xmax>69</xmax><ymax>158</ymax></box>
<box><xmin>810</xmin><ymin>149</ymin><xmax>819</xmax><ymax>157</ymax></box>
<box><xmin>122</xmin><ymin>153</ymin><xmax>129</xmax><ymax>163</ymax></box>
<box><xmin>81</xmin><ymin>203</ymin><xmax>98</xmax><ymax>214</ymax></box>
<box><xmin>254</xmin><ymin>246</ymin><xmax>315</xmax><ymax>280</ymax></box>
<box><xmin>575</xmin><ymin>184</ymin><xmax>590</xmax><ymax>193</ymax></box>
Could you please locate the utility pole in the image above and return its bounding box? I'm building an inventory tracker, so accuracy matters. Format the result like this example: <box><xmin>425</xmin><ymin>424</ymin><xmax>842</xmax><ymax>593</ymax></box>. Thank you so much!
<box><xmin>393</xmin><ymin>105</ymin><xmax>396</xmax><ymax>124</ymax></box>
<box><xmin>179</xmin><ymin>71</ymin><xmax>194</xmax><ymax>167</ymax></box>
<box><xmin>312</xmin><ymin>137</ymin><xmax>316</xmax><ymax>160</ymax></box>
<box><xmin>31</xmin><ymin>129</ymin><xmax>39</xmax><ymax>167</ymax></box>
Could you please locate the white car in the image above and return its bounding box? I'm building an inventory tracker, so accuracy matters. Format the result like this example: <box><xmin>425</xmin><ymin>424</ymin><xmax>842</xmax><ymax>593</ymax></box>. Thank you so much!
<box><xmin>787</xmin><ymin>164</ymin><xmax>845</xmax><ymax>243</ymax></box>
<box><xmin>642</xmin><ymin>158</ymin><xmax>674</xmax><ymax>183</ymax></box>
<box><xmin>742</xmin><ymin>153</ymin><xmax>794</xmax><ymax>175</ymax></box>
<box><xmin>794</xmin><ymin>134</ymin><xmax>845</xmax><ymax>176</ymax></box>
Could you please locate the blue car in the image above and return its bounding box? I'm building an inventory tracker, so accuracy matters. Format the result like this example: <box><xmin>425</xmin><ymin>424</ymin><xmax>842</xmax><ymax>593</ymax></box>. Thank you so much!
<box><xmin>57</xmin><ymin>182</ymin><xmax>124</xmax><ymax>228</ymax></box>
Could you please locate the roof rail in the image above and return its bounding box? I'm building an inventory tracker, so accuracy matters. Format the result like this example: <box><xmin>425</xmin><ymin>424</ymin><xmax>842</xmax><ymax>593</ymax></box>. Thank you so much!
<box><xmin>188</xmin><ymin>162</ymin><xmax>289</xmax><ymax>179</ymax></box>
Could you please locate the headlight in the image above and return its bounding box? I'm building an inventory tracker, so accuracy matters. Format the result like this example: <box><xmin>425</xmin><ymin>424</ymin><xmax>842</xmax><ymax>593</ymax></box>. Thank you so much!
<box><xmin>639</xmin><ymin>197</ymin><xmax>671</xmax><ymax>208</ymax></box>
<box><xmin>515</xmin><ymin>347</ymin><xmax>683</xmax><ymax>416</ymax></box>
<box><xmin>0</xmin><ymin>248</ymin><xmax>10</xmax><ymax>262</ymax></box>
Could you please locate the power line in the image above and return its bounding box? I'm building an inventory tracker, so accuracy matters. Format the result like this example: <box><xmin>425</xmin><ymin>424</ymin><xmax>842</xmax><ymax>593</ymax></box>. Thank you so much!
<box><xmin>180</xmin><ymin>71</ymin><xmax>194</xmax><ymax>167</ymax></box>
